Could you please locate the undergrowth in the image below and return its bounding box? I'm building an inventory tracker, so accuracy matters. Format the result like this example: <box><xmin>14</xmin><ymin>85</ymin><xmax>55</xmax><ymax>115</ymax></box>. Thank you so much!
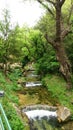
<box><xmin>0</xmin><ymin>69</ymin><xmax>26</xmax><ymax>130</ymax></box>
<box><xmin>43</xmin><ymin>74</ymin><xmax>73</xmax><ymax>114</ymax></box>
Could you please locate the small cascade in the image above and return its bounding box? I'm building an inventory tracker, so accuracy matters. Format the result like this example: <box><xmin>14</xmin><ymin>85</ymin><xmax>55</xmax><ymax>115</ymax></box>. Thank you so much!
<box><xmin>20</xmin><ymin>64</ymin><xmax>62</xmax><ymax>130</ymax></box>
<box><xmin>26</xmin><ymin>81</ymin><xmax>42</xmax><ymax>87</ymax></box>
<box><xmin>25</xmin><ymin>110</ymin><xmax>57</xmax><ymax>120</ymax></box>
<box><xmin>22</xmin><ymin>105</ymin><xmax>59</xmax><ymax>130</ymax></box>
<box><xmin>27</xmin><ymin>71</ymin><xmax>39</xmax><ymax>78</ymax></box>
<box><xmin>18</xmin><ymin>64</ymin><xmax>73</xmax><ymax>130</ymax></box>
<box><xmin>25</xmin><ymin>70</ymin><xmax>42</xmax><ymax>88</ymax></box>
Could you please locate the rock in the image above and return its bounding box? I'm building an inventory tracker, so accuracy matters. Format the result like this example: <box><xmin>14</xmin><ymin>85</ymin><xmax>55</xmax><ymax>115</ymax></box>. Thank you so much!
<box><xmin>56</xmin><ymin>106</ymin><xmax>71</xmax><ymax>122</ymax></box>
<box><xmin>22</xmin><ymin>105</ymin><xmax>57</xmax><ymax>112</ymax></box>
<box><xmin>0</xmin><ymin>91</ymin><xmax>4</xmax><ymax>97</ymax></box>
<box><xmin>17</xmin><ymin>79</ymin><xmax>23</xmax><ymax>84</ymax></box>
<box><xmin>10</xmin><ymin>63</ymin><xmax>21</xmax><ymax>69</ymax></box>
<box><xmin>17</xmin><ymin>78</ymin><xmax>25</xmax><ymax>85</ymax></box>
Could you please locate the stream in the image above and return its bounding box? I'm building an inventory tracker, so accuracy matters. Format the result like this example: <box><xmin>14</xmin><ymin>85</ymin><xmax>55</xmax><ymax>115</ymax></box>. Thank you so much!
<box><xmin>17</xmin><ymin>65</ymin><xmax>73</xmax><ymax>130</ymax></box>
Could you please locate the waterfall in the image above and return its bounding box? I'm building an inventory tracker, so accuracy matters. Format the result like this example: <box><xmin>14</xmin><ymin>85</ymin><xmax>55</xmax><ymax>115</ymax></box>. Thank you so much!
<box><xmin>25</xmin><ymin>109</ymin><xmax>57</xmax><ymax>120</ymax></box>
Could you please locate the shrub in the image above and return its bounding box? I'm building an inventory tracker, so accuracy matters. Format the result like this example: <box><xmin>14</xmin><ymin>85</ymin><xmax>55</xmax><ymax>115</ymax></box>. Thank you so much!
<box><xmin>3</xmin><ymin>103</ymin><xmax>25</xmax><ymax>130</ymax></box>
<box><xmin>36</xmin><ymin>52</ymin><xmax>59</xmax><ymax>75</ymax></box>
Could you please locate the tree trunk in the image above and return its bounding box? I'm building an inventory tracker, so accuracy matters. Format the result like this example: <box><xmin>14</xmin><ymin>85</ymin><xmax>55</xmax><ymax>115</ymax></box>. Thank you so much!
<box><xmin>45</xmin><ymin>35</ymin><xmax>72</xmax><ymax>89</ymax></box>
<box><xmin>55</xmin><ymin>1</ymin><xmax>72</xmax><ymax>89</ymax></box>
<box><xmin>37</xmin><ymin>0</ymin><xmax>72</xmax><ymax>89</ymax></box>
<box><xmin>54</xmin><ymin>42</ymin><xmax>72</xmax><ymax>89</ymax></box>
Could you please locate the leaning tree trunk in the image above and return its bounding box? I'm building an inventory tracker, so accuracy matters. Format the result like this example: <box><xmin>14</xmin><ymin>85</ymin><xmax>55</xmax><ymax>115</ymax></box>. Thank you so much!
<box><xmin>55</xmin><ymin>2</ymin><xmax>72</xmax><ymax>89</ymax></box>
<box><xmin>38</xmin><ymin>0</ymin><xmax>72</xmax><ymax>89</ymax></box>
<box><xmin>54</xmin><ymin>42</ymin><xmax>72</xmax><ymax>89</ymax></box>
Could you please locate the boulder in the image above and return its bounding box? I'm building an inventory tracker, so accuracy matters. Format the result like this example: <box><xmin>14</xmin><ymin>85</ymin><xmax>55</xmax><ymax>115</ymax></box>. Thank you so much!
<box><xmin>56</xmin><ymin>106</ymin><xmax>71</xmax><ymax>122</ymax></box>
<box><xmin>10</xmin><ymin>63</ymin><xmax>21</xmax><ymax>69</ymax></box>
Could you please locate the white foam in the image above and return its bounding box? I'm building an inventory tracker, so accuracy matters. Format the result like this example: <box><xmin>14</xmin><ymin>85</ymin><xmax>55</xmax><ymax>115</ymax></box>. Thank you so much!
<box><xmin>25</xmin><ymin>110</ymin><xmax>57</xmax><ymax>120</ymax></box>
<box><xmin>26</xmin><ymin>82</ymin><xmax>42</xmax><ymax>87</ymax></box>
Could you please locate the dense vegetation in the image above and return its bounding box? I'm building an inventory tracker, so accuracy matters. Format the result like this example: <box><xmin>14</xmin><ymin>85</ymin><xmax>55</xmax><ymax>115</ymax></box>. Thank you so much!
<box><xmin>0</xmin><ymin>0</ymin><xmax>73</xmax><ymax>129</ymax></box>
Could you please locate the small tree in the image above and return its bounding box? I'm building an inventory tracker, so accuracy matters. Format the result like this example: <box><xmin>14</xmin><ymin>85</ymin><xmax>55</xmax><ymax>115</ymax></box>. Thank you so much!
<box><xmin>0</xmin><ymin>9</ymin><xmax>12</xmax><ymax>73</ymax></box>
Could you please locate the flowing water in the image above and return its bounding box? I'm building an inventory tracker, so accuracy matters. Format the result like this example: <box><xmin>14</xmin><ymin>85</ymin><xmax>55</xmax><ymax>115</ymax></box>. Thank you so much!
<box><xmin>22</xmin><ymin>106</ymin><xmax>62</xmax><ymax>130</ymax></box>
<box><xmin>24</xmin><ymin>109</ymin><xmax>60</xmax><ymax>130</ymax></box>
<box><xmin>18</xmin><ymin>66</ymin><xmax>73</xmax><ymax>130</ymax></box>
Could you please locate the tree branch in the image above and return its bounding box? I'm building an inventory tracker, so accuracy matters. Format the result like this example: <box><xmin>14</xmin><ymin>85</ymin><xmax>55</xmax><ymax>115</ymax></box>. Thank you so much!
<box><xmin>61</xmin><ymin>26</ymin><xmax>71</xmax><ymax>40</ymax></box>
<box><xmin>37</xmin><ymin>0</ymin><xmax>54</xmax><ymax>16</ymax></box>
<box><xmin>60</xmin><ymin>0</ymin><xmax>66</xmax><ymax>7</ymax></box>
<box><xmin>45</xmin><ymin>0</ymin><xmax>55</xmax><ymax>6</ymax></box>
<box><xmin>45</xmin><ymin>33</ymin><xmax>55</xmax><ymax>46</ymax></box>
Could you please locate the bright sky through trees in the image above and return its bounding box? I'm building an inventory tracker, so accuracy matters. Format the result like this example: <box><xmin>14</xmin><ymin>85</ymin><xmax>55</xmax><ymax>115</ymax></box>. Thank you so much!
<box><xmin>0</xmin><ymin>0</ymin><xmax>44</xmax><ymax>27</ymax></box>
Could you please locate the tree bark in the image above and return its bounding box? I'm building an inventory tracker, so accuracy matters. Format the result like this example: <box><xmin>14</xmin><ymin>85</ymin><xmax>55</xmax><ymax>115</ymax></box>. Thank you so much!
<box><xmin>37</xmin><ymin>0</ymin><xmax>72</xmax><ymax>89</ymax></box>
<box><xmin>54</xmin><ymin>42</ymin><xmax>72</xmax><ymax>89</ymax></box>
<box><xmin>46</xmin><ymin>1</ymin><xmax>72</xmax><ymax>89</ymax></box>
<box><xmin>55</xmin><ymin>1</ymin><xmax>72</xmax><ymax>89</ymax></box>
<box><xmin>46</xmin><ymin>35</ymin><xmax>72</xmax><ymax>89</ymax></box>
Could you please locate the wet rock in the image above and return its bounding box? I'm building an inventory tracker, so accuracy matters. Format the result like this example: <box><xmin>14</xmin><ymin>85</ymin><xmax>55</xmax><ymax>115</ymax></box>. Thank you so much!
<box><xmin>56</xmin><ymin>106</ymin><xmax>71</xmax><ymax>122</ymax></box>
<box><xmin>22</xmin><ymin>105</ymin><xmax>57</xmax><ymax>112</ymax></box>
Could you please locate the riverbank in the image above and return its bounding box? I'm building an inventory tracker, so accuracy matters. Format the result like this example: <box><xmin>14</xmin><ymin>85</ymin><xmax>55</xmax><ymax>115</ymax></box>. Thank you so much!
<box><xmin>0</xmin><ymin>65</ymin><xmax>73</xmax><ymax>130</ymax></box>
<box><xmin>43</xmin><ymin>74</ymin><xmax>73</xmax><ymax>114</ymax></box>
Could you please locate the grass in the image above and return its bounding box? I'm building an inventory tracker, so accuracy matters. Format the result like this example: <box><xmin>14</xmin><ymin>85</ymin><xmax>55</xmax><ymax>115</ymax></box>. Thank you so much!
<box><xmin>43</xmin><ymin>74</ymin><xmax>73</xmax><ymax>114</ymax></box>
<box><xmin>0</xmin><ymin>67</ymin><xmax>73</xmax><ymax>129</ymax></box>
<box><xmin>0</xmin><ymin>72</ymin><xmax>19</xmax><ymax>104</ymax></box>
<box><xmin>0</xmin><ymin>69</ymin><xmax>26</xmax><ymax>130</ymax></box>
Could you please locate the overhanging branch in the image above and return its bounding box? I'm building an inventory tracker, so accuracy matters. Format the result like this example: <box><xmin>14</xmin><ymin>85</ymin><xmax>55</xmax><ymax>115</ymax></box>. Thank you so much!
<box><xmin>45</xmin><ymin>0</ymin><xmax>55</xmax><ymax>6</ymax></box>
<box><xmin>37</xmin><ymin>0</ymin><xmax>54</xmax><ymax>16</ymax></box>
<box><xmin>45</xmin><ymin>33</ymin><xmax>55</xmax><ymax>46</ymax></box>
<box><xmin>61</xmin><ymin>27</ymin><xmax>71</xmax><ymax>40</ymax></box>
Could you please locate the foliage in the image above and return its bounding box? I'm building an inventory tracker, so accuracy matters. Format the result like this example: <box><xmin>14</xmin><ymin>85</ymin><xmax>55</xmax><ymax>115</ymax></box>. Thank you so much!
<box><xmin>35</xmin><ymin>12</ymin><xmax>56</xmax><ymax>39</ymax></box>
<box><xmin>0</xmin><ymin>9</ymin><xmax>31</xmax><ymax>68</ymax></box>
<box><xmin>34</xmin><ymin>0</ymin><xmax>73</xmax><ymax>89</ymax></box>
<box><xmin>3</xmin><ymin>102</ymin><xmax>25</xmax><ymax>130</ymax></box>
<box><xmin>28</xmin><ymin>29</ymin><xmax>46</xmax><ymax>60</ymax></box>
<box><xmin>24</xmin><ymin>29</ymin><xmax>60</xmax><ymax>75</ymax></box>
<box><xmin>0</xmin><ymin>72</ymin><xmax>6</xmax><ymax>84</ymax></box>
<box><xmin>0</xmin><ymin>9</ymin><xmax>12</xmax><ymax>65</ymax></box>
<box><xmin>0</xmin><ymin>8</ymin><xmax>61</xmax><ymax>75</ymax></box>
<box><xmin>64</xmin><ymin>33</ymin><xmax>73</xmax><ymax>71</ymax></box>
<box><xmin>0</xmin><ymin>70</ymin><xmax>26</xmax><ymax>130</ymax></box>
<box><xmin>8</xmin><ymin>25</ymin><xmax>30</xmax><ymax>63</ymax></box>
<box><xmin>7</xmin><ymin>68</ymin><xmax>22</xmax><ymax>81</ymax></box>
<box><xmin>36</xmin><ymin>51</ymin><xmax>59</xmax><ymax>75</ymax></box>
<box><xmin>43</xmin><ymin>74</ymin><xmax>73</xmax><ymax>113</ymax></box>
<box><xmin>0</xmin><ymin>68</ymin><xmax>23</xmax><ymax>104</ymax></box>
<box><xmin>22</xmin><ymin>56</ymin><xmax>30</xmax><ymax>67</ymax></box>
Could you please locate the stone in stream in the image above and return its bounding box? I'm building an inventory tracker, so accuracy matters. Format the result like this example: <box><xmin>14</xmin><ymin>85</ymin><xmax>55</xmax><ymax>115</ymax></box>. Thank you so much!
<box><xmin>22</xmin><ymin>105</ymin><xmax>57</xmax><ymax>112</ymax></box>
<box><xmin>56</xmin><ymin>106</ymin><xmax>71</xmax><ymax>122</ymax></box>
